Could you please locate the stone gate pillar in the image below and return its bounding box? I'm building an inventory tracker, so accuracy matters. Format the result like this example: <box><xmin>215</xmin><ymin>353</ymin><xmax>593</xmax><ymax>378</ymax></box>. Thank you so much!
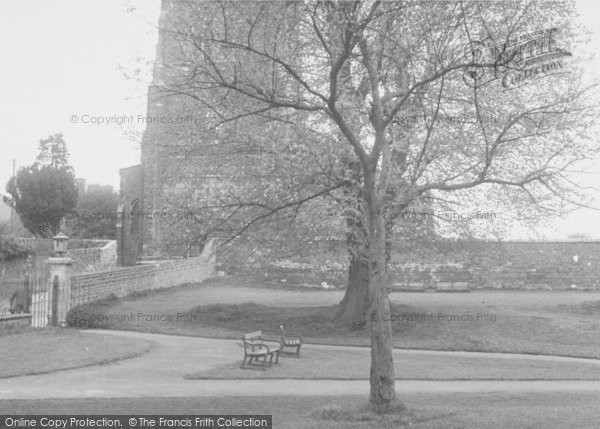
<box><xmin>45</xmin><ymin>256</ymin><xmax>73</xmax><ymax>327</ymax></box>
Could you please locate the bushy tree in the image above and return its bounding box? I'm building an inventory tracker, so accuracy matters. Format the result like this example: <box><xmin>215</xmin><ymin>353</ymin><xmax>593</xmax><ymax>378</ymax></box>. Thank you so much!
<box><xmin>5</xmin><ymin>134</ymin><xmax>78</xmax><ymax>238</ymax></box>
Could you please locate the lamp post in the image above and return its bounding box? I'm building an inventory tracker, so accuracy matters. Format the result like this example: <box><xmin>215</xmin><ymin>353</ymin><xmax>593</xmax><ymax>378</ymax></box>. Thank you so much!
<box><xmin>52</xmin><ymin>232</ymin><xmax>69</xmax><ymax>256</ymax></box>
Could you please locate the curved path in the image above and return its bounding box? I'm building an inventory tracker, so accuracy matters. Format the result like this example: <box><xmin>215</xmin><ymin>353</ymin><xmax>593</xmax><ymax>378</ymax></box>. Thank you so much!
<box><xmin>0</xmin><ymin>330</ymin><xmax>599</xmax><ymax>399</ymax></box>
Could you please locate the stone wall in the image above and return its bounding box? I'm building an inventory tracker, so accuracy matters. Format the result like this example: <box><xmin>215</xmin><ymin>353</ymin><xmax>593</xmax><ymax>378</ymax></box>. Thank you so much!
<box><xmin>12</xmin><ymin>238</ymin><xmax>109</xmax><ymax>252</ymax></box>
<box><xmin>70</xmin><ymin>240</ymin><xmax>216</xmax><ymax>306</ymax></box>
<box><xmin>456</xmin><ymin>241</ymin><xmax>600</xmax><ymax>290</ymax></box>
<box><xmin>0</xmin><ymin>313</ymin><xmax>31</xmax><ymax>336</ymax></box>
<box><xmin>0</xmin><ymin>240</ymin><xmax>116</xmax><ymax>285</ymax></box>
<box><xmin>238</xmin><ymin>240</ymin><xmax>600</xmax><ymax>290</ymax></box>
<box><xmin>68</xmin><ymin>240</ymin><xmax>117</xmax><ymax>274</ymax></box>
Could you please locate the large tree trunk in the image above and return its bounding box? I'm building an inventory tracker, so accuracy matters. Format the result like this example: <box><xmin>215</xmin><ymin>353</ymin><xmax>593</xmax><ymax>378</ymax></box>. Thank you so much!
<box><xmin>335</xmin><ymin>190</ymin><xmax>370</xmax><ymax>327</ymax></box>
<box><xmin>335</xmin><ymin>205</ymin><xmax>395</xmax><ymax>328</ymax></box>
<box><xmin>335</xmin><ymin>252</ymin><xmax>370</xmax><ymax>328</ymax></box>
<box><xmin>367</xmin><ymin>201</ymin><xmax>395</xmax><ymax>411</ymax></box>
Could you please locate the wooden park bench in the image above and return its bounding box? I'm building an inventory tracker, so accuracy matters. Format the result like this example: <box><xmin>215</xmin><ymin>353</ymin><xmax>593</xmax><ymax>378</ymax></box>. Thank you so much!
<box><xmin>241</xmin><ymin>330</ymin><xmax>281</xmax><ymax>370</ymax></box>
<box><xmin>436</xmin><ymin>281</ymin><xmax>470</xmax><ymax>292</ymax></box>
<box><xmin>279</xmin><ymin>324</ymin><xmax>304</xmax><ymax>357</ymax></box>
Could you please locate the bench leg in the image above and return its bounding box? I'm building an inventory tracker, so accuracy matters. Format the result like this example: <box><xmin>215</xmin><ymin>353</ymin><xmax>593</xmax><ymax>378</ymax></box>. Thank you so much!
<box><xmin>274</xmin><ymin>351</ymin><xmax>280</xmax><ymax>364</ymax></box>
<box><xmin>262</xmin><ymin>354</ymin><xmax>268</xmax><ymax>370</ymax></box>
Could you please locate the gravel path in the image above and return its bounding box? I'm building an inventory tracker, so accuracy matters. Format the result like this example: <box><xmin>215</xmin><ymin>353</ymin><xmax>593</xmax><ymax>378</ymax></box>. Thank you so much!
<box><xmin>0</xmin><ymin>330</ymin><xmax>598</xmax><ymax>400</ymax></box>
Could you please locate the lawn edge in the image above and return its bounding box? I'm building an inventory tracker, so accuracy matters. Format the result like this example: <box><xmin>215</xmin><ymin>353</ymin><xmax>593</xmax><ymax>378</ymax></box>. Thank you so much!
<box><xmin>85</xmin><ymin>327</ymin><xmax>600</xmax><ymax>361</ymax></box>
<box><xmin>184</xmin><ymin>375</ymin><xmax>600</xmax><ymax>381</ymax></box>
<box><xmin>0</xmin><ymin>339</ymin><xmax>155</xmax><ymax>380</ymax></box>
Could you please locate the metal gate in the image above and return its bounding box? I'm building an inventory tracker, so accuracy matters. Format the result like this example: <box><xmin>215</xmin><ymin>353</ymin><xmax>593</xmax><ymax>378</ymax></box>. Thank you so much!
<box><xmin>0</xmin><ymin>275</ymin><xmax>20</xmax><ymax>320</ymax></box>
<box><xmin>0</xmin><ymin>260</ymin><xmax>49</xmax><ymax>328</ymax></box>
<box><xmin>29</xmin><ymin>262</ymin><xmax>49</xmax><ymax>327</ymax></box>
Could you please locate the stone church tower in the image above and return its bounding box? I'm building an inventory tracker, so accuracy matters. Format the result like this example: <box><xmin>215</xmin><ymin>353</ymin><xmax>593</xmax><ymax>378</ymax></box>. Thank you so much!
<box><xmin>119</xmin><ymin>0</ymin><xmax>206</xmax><ymax>261</ymax></box>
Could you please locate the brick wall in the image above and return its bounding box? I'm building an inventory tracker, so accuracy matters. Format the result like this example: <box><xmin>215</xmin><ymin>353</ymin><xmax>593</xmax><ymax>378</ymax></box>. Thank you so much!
<box><xmin>70</xmin><ymin>240</ymin><xmax>216</xmax><ymax>306</ymax></box>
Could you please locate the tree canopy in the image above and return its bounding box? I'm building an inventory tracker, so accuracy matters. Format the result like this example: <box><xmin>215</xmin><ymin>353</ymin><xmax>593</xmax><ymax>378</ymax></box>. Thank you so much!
<box><xmin>150</xmin><ymin>0</ymin><xmax>597</xmax><ymax>410</ymax></box>
<box><xmin>6</xmin><ymin>134</ymin><xmax>78</xmax><ymax>238</ymax></box>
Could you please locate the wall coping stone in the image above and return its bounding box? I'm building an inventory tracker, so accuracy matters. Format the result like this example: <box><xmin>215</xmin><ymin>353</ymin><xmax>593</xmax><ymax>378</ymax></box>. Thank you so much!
<box><xmin>0</xmin><ymin>313</ymin><xmax>32</xmax><ymax>322</ymax></box>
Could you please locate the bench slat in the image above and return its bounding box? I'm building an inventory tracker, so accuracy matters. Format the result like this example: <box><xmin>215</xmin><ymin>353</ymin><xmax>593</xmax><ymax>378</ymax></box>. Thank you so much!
<box><xmin>244</xmin><ymin>330</ymin><xmax>262</xmax><ymax>340</ymax></box>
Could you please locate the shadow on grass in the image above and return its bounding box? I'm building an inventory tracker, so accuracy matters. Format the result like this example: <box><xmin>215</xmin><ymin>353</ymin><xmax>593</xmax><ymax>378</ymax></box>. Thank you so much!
<box><xmin>67</xmin><ymin>297</ymin><xmax>414</xmax><ymax>337</ymax></box>
<box><xmin>187</xmin><ymin>302</ymin><xmax>415</xmax><ymax>338</ymax></box>
<box><xmin>312</xmin><ymin>399</ymin><xmax>453</xmax><ymax>428</ymax></box>
<box><xmin>65</xmin><ymin>288</ymin><xmax>600</xmax><ymax>359</ymax></box>
<box><xmin>579</xmin><ymin>300</ymin><xmax>600</xmax><ymax>313</ymax></box>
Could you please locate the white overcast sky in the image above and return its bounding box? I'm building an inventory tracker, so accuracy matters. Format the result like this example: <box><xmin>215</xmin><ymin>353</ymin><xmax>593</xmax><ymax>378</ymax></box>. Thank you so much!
<box><xmin>0</xmin><ymin>0</ymin><xmax>161</xmax><ymax>191</ymax></box>
<box><xmin>0</xmin><ymin>0</ymin><xmax>599</xmax><ymax>239</ymax></box>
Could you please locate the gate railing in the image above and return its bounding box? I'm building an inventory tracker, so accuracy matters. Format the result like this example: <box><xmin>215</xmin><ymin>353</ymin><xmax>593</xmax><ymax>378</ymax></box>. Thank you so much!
<box><xmin>0</xmin><ymin>262</ymin><xmax>48</xmax><ymax>328</ymax></box>
<box><xmin>29</xmin><ymin>263</ymin><xmax>49</xmax><ymax>327</ymax></box>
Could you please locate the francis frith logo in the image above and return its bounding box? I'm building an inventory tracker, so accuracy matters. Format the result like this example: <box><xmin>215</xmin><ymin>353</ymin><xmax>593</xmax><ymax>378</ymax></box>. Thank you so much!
<box><xmin>463</xmin><ymin>27</ymin><xmax>572</xmax><ymax>89</ymax></box>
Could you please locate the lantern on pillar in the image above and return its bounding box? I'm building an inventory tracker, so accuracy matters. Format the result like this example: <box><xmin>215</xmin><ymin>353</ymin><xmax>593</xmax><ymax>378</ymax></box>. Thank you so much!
<box><xmin>52</xmin><ymin>233</ymin><xmax>69</xmax><ymax>257</ymax></box>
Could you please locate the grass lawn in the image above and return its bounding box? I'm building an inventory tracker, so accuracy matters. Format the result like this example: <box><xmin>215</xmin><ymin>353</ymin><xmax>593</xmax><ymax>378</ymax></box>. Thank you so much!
<box><xmin>67</xmin><ymin>278</ymin><xmax>600</xmax><ymax>359</ymax></box>
<box><xmin>185</xmin><ymin>346</ymin><xmax>600</xmax><ymax>380</ymax></box>
<box><xmin>1</xmin><ymin>392</ymin><xmax>599</xmax><ymax>428</ymax></box>
<box><xmin>0</xmin><ymin>328</ymin><xmax>153</xmax><ymax>378</ymax></box>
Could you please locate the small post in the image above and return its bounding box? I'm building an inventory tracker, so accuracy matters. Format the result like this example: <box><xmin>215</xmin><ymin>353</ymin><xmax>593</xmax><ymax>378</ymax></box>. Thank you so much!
<box><xmin>51</xmin><ymin>275</ymin><xmax>59</xmax><ymax>327</ymax></box>
<box><xmin>23</xmin><ymin>272</ymin><xmax>30</xmax><ymax>313</ymax></box>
